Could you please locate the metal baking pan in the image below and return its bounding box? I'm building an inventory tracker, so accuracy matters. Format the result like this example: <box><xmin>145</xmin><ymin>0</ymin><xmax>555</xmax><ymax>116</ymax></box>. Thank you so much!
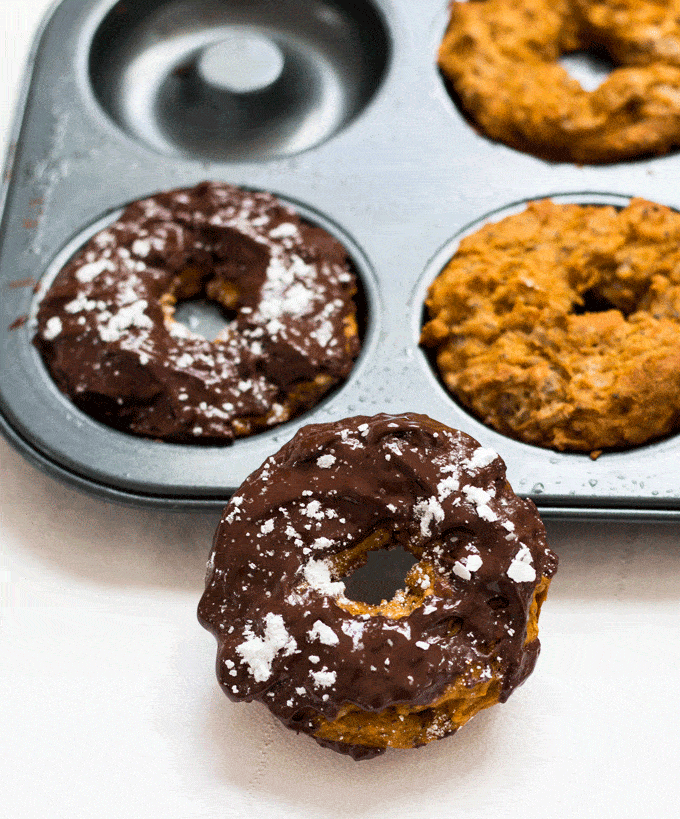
<box><xmin>1</xmin><ymin>0</ymin><xmax>679</xmax><ymax>517</ymax></box>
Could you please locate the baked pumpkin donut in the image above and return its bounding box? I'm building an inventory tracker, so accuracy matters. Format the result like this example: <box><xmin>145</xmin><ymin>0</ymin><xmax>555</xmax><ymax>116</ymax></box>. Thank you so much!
<box><xmin>439</xmin><ymin>0</ymin><xmax>680</xmax><ymax>163</ymax></box>
<box><xmin>34</xmin><ymin>182</ymin><xmax>360</xmax><ymax>442</ymax></box>
<box><xmin>198</xmin><ymin>413</ymin><xmax>557</xmax><ymax>759</ymax></box>
<box><xmin>421</xmin><ymin>198</ymin><xmax>680</xmax><ymax>453</ymax></box>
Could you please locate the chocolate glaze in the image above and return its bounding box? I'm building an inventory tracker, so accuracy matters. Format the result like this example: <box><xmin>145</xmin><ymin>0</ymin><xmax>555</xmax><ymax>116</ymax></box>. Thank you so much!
<box><xmin>33</xmin><ymin>182</ymin><xmax>360</xmax><ymax>442</ymax></box>
<box><xmin>198</xmin><ymin>413</ymin><xmax>557</xmax><ymax>758</ymax></box>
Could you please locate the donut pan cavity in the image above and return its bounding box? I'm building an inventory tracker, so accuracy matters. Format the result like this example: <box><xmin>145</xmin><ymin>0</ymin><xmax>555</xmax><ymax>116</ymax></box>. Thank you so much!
<box><xmin>2</xmin><ymin>0</ymin><xmax>680</xmax><ymax>516</ymax></box>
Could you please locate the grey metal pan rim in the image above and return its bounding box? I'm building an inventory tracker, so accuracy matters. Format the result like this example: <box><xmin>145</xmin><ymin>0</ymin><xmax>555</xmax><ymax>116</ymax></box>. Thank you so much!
<box><xmin>5</xmin><ymin>193</ymin><xmax>382</xmax><ymax>502</ymax></box>
<box><xmin>2</xmin><ymin>0</ymin><xmax>680</xmax><ymax>515</ymax></box>
<box><xmin>3</xmin><ymin>408</ymin><xmax>680</xmax><ymax>519</ymax></box>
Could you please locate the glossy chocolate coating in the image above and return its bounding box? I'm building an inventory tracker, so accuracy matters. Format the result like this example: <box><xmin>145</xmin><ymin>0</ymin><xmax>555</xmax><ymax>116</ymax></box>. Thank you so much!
<box><xmin>198</xmin><ymin>413</ymin><xmax>557</xmax><ymax>758</ymax></box>
<box><xmin>34</xmin><ymin>182</ymin><xmax>360</xmax><ymax>442</ymax></box>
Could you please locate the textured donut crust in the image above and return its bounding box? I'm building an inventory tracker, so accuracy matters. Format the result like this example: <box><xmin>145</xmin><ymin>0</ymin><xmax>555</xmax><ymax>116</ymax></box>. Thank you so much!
<box><xmin>439</xmin><ymin>0</ymin><xmax>680</xmax><ymax>164</ymax></box>
<box><xmin>34</xmin><ymin>182</ymin><xmax>360</xmax><ymax>442</ymax></box>
<box><xmin>312</xmin><ymin>574</ymin><xmax>551</xmax><ymax>753</ymax></box>
<box><xmin>198</xmin><ymin>413</ymin><xmax>557</xmax><ymax>759</ymax></box>
<box><xmin>421</xmin><ymin>198</ymin><xmax>680</xmax><ymax>453</ymax></box>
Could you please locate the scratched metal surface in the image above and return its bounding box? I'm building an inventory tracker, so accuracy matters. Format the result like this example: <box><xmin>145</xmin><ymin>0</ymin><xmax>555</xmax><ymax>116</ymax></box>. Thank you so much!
<box><xmin>0</xmin><ymin>0</ymin><xmax>679</xmax><ymax>515</ymax></box>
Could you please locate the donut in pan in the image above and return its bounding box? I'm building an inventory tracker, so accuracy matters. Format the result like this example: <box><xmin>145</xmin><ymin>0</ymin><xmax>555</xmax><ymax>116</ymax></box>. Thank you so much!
<box><xmin>421</xmin><ymin>198</ymin><xmax>680</xmax><ymax>454</ymax></box>
<box><xmin>439</xmin><ymin>0</ymin><xmax>680</xmax><ymax>164</ymax></box>
<box><xmin>34</xmin><ymin>182</ymin><xmax>361</xmax><ymax>442</ymax></box>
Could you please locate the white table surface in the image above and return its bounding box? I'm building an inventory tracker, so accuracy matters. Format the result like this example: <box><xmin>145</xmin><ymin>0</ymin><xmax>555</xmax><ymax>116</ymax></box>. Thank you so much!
<box><xmin>1</xmin><ymin>3</ymin><xmax>680</xmax><ymax>818</ymax></box>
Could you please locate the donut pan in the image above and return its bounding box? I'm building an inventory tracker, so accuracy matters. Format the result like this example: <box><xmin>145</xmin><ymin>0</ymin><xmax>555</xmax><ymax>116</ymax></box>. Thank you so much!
<box><xmin>2</xmin><ymin>0</ymin><xmax>680</xmax><ymax>517</ymax></box>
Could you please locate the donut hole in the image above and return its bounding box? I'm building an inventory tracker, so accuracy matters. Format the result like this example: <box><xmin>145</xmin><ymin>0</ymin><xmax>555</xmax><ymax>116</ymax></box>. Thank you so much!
<box><xmin>164</xmin><ymin>271</ymin><xmax>242</xmax><ymax>339</ymax></box>
<box><xmin>573</xmin><ymin>279</ymin><xmax>646</xmax><ymax>317</ymax></box>
<box><xmin>558</xmin><ymin>48</ymin><xmax>616</xmax><ymax>91</ymax></box>
<box><xmin>572</xmin><ymin>286</ymin><xmax>623</xmax><ymax>316</ymax></box>
<box><xmin>173</xmin><ymin>298</ymin><xmax>238</xmax><ymax>338</ymax></box>
<box><xmin>329</xmin><ymin>528</ymin><xmax>436</xmax><ymax>617</ymax></box>
<box><xmin>159</xmin><ymin>229</ymin><xmax>270</xmax><ymax>340</ymax></box>
<box><xmin>343</xmin><ymin>545</ymin><xmax>419</xmax><ymax>606</ymax></box>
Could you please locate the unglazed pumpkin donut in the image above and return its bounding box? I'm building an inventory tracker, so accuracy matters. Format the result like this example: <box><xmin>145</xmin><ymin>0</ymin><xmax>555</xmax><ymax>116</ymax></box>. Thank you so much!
<box><xmin>34</xmin><ymin>182</ymin><xmax>360</xmax><ymax>442</ymax></box>
<box><xmin>198</xmin><ymin>413</ymin><xmax>557</xmax><ymax>759</ymax></box>
<box><xmin>438</xmin><ymin>0</ymin><xmax>680</xmax><ymax>164</ymax></box>
<box><xmin>421</xmin><ymin>198</ymin><xmax>680</xmax><ymax>453</ymax></box>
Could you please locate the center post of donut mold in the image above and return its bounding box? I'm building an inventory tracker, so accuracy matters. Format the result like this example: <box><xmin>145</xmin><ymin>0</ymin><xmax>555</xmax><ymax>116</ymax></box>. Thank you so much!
<box><xmin>197</xmin><ymin>34</ymin><xmax>285</xmax><ymax>96</ymax></box>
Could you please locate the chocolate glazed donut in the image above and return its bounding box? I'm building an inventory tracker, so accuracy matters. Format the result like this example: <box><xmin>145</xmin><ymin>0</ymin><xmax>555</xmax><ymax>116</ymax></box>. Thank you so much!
<box><xmin>198</xmin><ymin>413</ymin><xmax>558</xmax><ymax>759</ymax></box>
<box><xmin>34</xmin><ymin>182</ymin><xmax>360</xmax><ymax>442</ymax></box>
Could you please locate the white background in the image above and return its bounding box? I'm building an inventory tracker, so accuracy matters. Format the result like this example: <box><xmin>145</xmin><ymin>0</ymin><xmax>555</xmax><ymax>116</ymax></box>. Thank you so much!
<box><xmin>1</xmin><ymin>2</ymin><xmax>680</xmax><ymax>817</ymax></box>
